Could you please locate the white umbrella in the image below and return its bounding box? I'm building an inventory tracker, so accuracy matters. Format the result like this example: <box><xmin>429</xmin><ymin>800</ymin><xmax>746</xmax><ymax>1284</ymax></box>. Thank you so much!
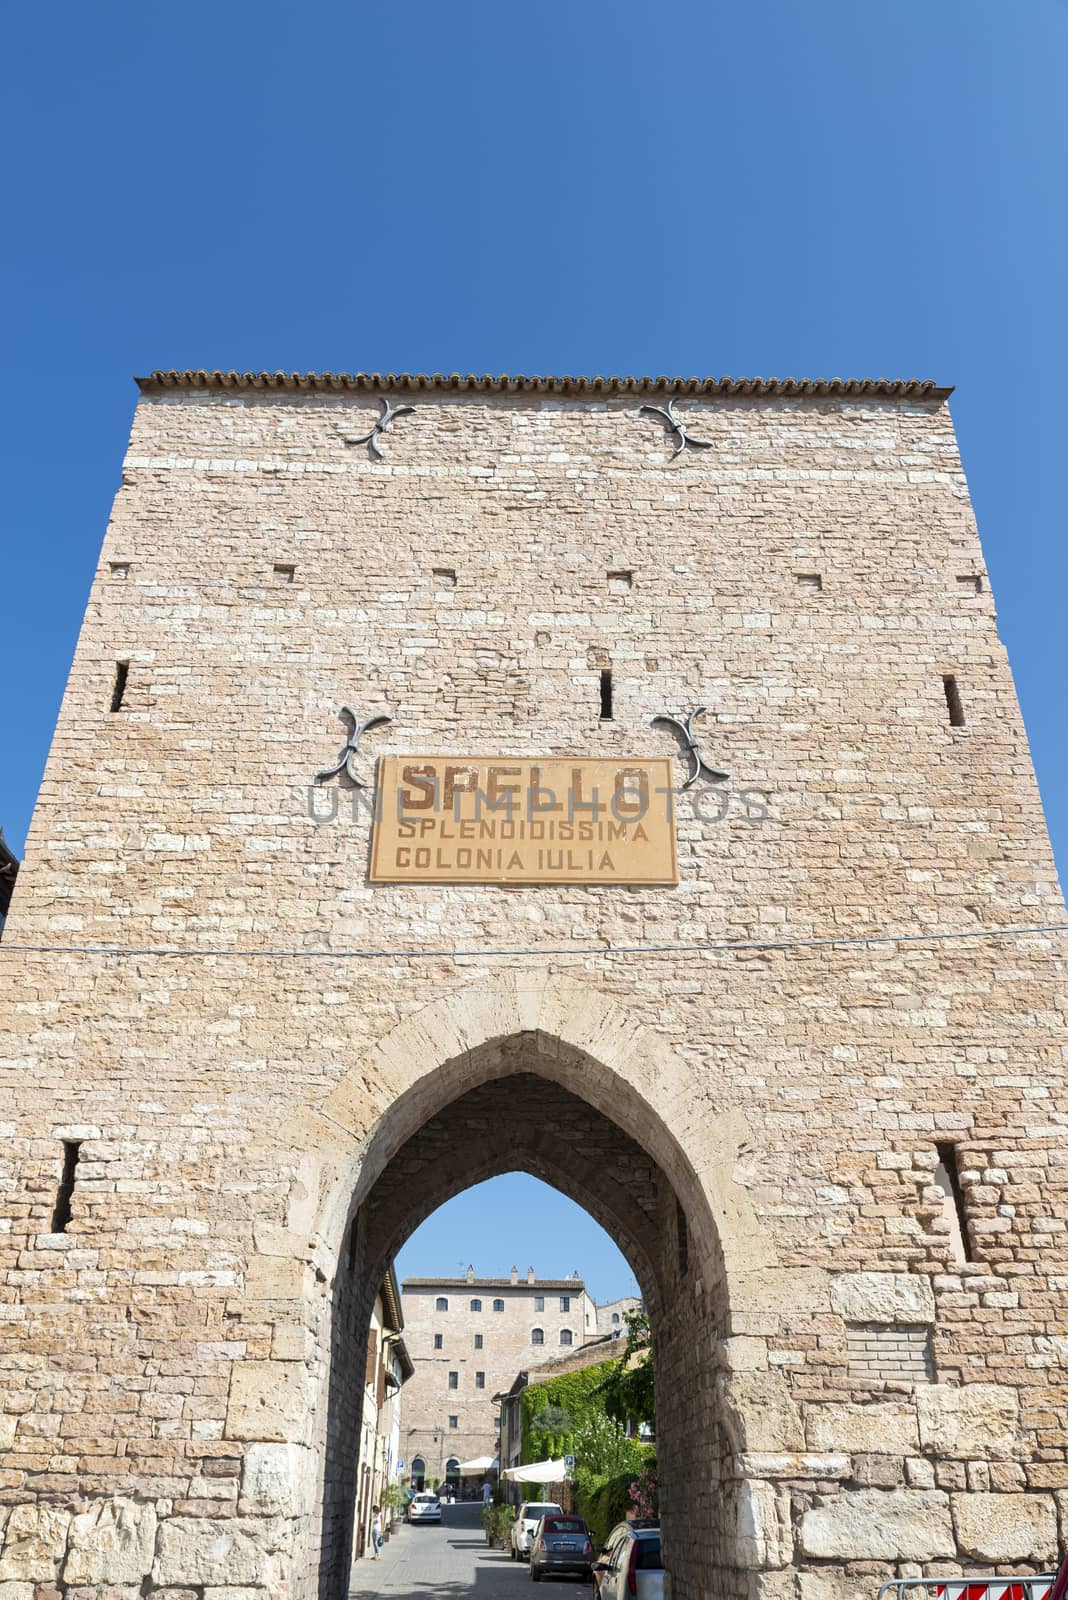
<box><xmin>500</xmin><ymin>1458</ymin><xmax>571</xmax><ymax>1483</ymax></box>
<box><xmin>456</xmin><ymin>1455</ymin><xmax>497</xmax><ymax>1472</ymax></box>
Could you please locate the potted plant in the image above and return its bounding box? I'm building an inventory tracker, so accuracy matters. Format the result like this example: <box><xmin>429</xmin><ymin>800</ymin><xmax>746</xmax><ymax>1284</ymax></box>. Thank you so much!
<box><xmin>380</xmin><ymin>1482</ymin><xmax>404</xmax><ymax>1535</ymax></box>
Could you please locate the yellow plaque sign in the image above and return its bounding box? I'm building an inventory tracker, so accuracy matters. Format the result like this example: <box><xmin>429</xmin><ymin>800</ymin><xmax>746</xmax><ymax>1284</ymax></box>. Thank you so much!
<box><xmin>369</xmin><ymin>756</ymin><xmax>677</xmax><ymax>886</ymax></box>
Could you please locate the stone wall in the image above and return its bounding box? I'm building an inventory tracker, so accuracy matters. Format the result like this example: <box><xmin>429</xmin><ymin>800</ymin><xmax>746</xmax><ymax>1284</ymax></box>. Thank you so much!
<box><xmin>0</xmin><ymin>375</ymin><xmax>1066</xmax><ymax>1598</ymax></box>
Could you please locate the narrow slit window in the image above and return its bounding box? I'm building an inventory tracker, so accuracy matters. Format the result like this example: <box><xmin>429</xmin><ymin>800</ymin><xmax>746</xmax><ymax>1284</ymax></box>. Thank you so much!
<box><xmin>273</xmin><ymin>563</ymin><xmax>295</xmax><ymax>584</ymax></box>
<box><xmin>943</xmin><ymin>674</ymin><xmax>965</xmax><ymax>728</ymax></box>
<box><xmin>676</xmin><ymin>1197</ymin><xmax>689</xmax><ymax>1277</ymax></box>
<box><xmin>51</xmin><ymin>1140</ymin><xmax>81</xmax><ymax>1233</ymax></box>
<box><xmin>346</xmin><ymin>1220</ymin><xmax>358</xmax><ymax>1274</ymax></box>
<box><xmin>110</xmin><ymin>661</ymin><xmax>129</xmax><ymax>713</ymax></box>
<box><xmin>599</xmin><ymin>668</ymin><xmax>613</xmax><ymax>721</ymax></box>
<box><xmin>935</xmin><ymin>1142</ymin><xmax>972</xmax><ymax>1264</ymax></box>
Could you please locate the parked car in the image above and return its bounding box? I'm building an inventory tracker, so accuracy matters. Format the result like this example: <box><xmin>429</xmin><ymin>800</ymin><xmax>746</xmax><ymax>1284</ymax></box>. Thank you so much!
<box><xmin>529</xmin><ymin>1513</ymin><xmax>594</xmax><ymax>1583</ymax></box>
<box><xmin>592</xmin><ymin>1521</ymin><xmax>664</xmax><ymax>1599</ymax></box>
<box><xmin>510</xmin><ymin>1501</ymin><xmax>564</xmax><ymax>1559</ymax></box>
<box><xmin>407</xmin><ymin>1491</ymin><xmax>442</xmax><ymax>1525</ymax></box>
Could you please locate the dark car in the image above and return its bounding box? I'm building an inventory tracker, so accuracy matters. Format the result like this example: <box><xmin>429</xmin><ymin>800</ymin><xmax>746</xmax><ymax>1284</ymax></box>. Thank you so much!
<box><xmin>592</xmin><ymin>1521</ymin><xmax>664</xmax><ymax>1600</ymax></box>
<box><xmin>529</xmin><ymin>1514</ymin><xmax>594</xmax><ymax>1582</ymax></box>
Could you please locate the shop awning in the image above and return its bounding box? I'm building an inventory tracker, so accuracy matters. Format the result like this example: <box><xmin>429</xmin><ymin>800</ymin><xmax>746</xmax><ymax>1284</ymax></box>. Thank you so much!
<box><xmin>456</xmin><ymin>1455</ymin><xmax>498</xmax><ymax>1473</ymax></box>
<box><xmin>500</xmin><ymin>1458</ymin><xmax>571</xmax><ymax>1483</ymax></box>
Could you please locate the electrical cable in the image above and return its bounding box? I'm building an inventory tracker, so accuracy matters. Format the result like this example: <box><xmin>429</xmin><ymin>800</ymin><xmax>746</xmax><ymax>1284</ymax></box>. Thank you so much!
<box><xmin>1</xmin><ymin>920</ymin><xmax>1066</xmax><ymax>963</ymax></box>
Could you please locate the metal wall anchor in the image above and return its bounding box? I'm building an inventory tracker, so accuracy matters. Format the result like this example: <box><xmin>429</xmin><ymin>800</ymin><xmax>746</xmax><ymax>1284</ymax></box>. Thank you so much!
<box><xmin>315</xmin><ymin>709</ymin><xmax>392</xmax><ymax>787</ymax></box>
<box><xmin>652</xmin><ymin>708</ymin><xmax>730</xmax><ymax>789</ymax></box>
<box><xmin>342</xmin><ymin>397</ymin><xmax>415</xmax><ymax>460</ymax></box>
<box><xmin>639</xmin><ymin>398</ymin><xmax>713</xmax><ymax>459</ymax></box>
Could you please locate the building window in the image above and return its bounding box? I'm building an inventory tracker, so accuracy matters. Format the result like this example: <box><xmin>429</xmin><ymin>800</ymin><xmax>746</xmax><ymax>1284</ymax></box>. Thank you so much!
<box><xmin>470</xmin><ymin>1298</ymin><xmax>482</xmax><ymax>1312</ymax></box>
<box><xmin>611</xmin><ymin>1312</ymin><xmax>620</xmax><ymax>1324</ymax></box>
<box><xmin>534</xmin><ymin>1295</ymin><xmax>544</xmax><ymax>1312</ymax></box>
<box><xmin>531</xmin><ymin>1328</ymin><xmax>544</xmax><ymax>1345</ymax></box>
<box><xmin>474</xmin><ymin>1333</ymin><xmax>483</xmax><ymax>1349</ymax></box>
<box><xmin>560</xmin><ymin>1329</ymin><xmax>573</xmax><ymax>1346</ymax></box>
<box><xmin>476</xmin><ymin>1371</ymin><xmax>485</xmax><ymax>1388</ymax></box>
<box><xmin>434</xmin><ymin>1333</ymin><xmax>443</xmax><ymax>1350</ymax></box>
<box><xmin>493</xmin><ymin>1298</ymin><xmax>504</xmax><ymax>1312</ymax></box>
<box><xmin>448</xmin><ymin>1415</ymin><xmax>458</xmax><ymax>1429</ymax></box>
<box><xmin>559</xmin><ymin>1296</ymin><xmax>570</xmax><ymax>1312</ymax></box>
<box><xmin>448</xmin><ymin>1371</ymin><xmax>458</xmax><ymax>1389</ymax></box>
<box><xmin>436</xmin><ymin>1297</ymin><xmax>448</xmax><ymax>1311</ymax></box>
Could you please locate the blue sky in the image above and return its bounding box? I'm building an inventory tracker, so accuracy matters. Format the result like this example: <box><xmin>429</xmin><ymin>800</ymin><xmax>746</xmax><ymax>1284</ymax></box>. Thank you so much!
<box><xmin>2</xmin><ymin>2</ymin><xmax>1065</xmax><ymax>1286</ymax></box>
<box><xmin>395</xmin><ymin>1176</ymin><xmax>639</xmax><ymax>1305</ymax></box>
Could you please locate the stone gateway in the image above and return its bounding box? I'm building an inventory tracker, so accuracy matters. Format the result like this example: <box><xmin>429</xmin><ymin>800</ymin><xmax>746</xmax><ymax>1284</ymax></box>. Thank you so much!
<box><xmin>1</xmin><ymin>369</ymin><xmax>1067</xmax><ymax>1600</ymax></box>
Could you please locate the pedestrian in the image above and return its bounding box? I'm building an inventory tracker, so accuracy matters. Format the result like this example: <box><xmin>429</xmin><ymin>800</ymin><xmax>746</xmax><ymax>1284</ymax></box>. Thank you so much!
<box><xmin>482</xmin><ymin>1479</ymin><xmax>492</xmax><ymax>1506</ymax></box>
<box><xmin>371</xmin><ymin>1505</ymin><xmax>383</xmax><ymax>1560</ymax></box>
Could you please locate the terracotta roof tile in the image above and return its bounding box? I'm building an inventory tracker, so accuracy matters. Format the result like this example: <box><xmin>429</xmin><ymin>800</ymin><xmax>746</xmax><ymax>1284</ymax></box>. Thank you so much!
<box><xmin>136</xmin><ymin>369</ymin><xmax>951</xmax><ymax>401</ymax></box>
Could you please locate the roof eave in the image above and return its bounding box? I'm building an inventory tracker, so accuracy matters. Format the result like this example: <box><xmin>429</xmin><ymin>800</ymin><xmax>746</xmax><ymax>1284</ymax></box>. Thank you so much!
<box><xmin>135</xmin><ymin>369</ymin><xmax>953</xmax><ymax>402</ymax></box>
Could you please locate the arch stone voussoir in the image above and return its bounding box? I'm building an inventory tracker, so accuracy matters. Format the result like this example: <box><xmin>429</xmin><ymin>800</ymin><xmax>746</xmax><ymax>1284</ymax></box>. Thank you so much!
<box><xmin>318</xmin><ymin>972</ymin><xmax>790</xmax><ymax>1320</ymax></box>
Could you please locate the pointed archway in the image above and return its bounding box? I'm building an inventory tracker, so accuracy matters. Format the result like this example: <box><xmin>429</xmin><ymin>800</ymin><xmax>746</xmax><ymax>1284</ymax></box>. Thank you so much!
<box><xmin>259</xmin><ymin>973</ymin><xmax>820</xmax><ymax>1600</ymax></box>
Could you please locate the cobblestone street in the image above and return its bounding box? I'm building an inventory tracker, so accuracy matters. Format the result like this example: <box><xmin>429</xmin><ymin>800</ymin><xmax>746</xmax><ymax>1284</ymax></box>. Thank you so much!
<box><xmin>349</xmin><ymin>1505</ymin><xmax>592</xmax><ymax>1600</ymax></box>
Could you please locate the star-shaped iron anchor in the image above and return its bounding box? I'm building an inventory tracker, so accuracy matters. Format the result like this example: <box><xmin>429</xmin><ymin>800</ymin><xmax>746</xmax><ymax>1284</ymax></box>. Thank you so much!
<box><xmin>315</xmin><ymin>709</ymin><xmax>392</xmax><ymax>787</ymax></box>
<box><xmin>342</xmin><ymin>397</ymin><xmax>415</xmax><ymax>460</ymax></box>
<box><xmin>652</xmin><ymin>707</ymin><xmax>730</xmax><ymax>790</ymax></box>
<box><xmin>640</xmin><ymin>397</ymin><xmax>713</xmax><ymax>460</ymax></box>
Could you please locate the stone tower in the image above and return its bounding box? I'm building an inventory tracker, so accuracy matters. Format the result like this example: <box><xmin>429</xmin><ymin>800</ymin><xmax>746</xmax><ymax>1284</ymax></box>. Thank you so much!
<box><xmin>1</xmin><ymin>370</ymin><xmax>1067</xmax><ymax>1600</ymax></box>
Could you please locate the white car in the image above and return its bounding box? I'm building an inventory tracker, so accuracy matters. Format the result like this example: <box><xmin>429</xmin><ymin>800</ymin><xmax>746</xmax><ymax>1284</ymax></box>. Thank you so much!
<box><xmin>407</xmin><ymin>1492</ymin><xmax>442</xmax><ymax>1525</ymax></box>
<box><xmin>509</xmin><ymin>1500</ymin><xmax>563</xmax><ymax>1559</ymax></box>
<box><xmin>593</xmin><ymin>1521</ymin><xmax>664</xmax><ymax>1599</ymax></box>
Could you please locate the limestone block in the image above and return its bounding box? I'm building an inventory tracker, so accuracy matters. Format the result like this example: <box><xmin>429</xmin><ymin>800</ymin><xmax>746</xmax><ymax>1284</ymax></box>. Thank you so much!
<box><xmin>242</xmin><ymin>1256</ymin><xmax>310</xmax><ymax>1301</ymax></box>
<box><xmin>719</xmin><ymin>1371</ymin><xmax>805</xmax><ymax>1452</ymax></box>
<box><xmin>0</xmin><ymin>1506</ymin><xmax>71</xmax><ymax>1582</ymax></box>
<box><xmin>271</xmin><ymin>1323</ymin><xmax>312</xmax><ymax>1361</ymax></box>
<box><xmin>239</xmin><ymin>1443</ymin><xmax>311</xmax><ymax>1516</ymax></box>
<box><xmin>806</xmin><ymin>1402</ymin><xmax>919</xmax><ymax>1456</ymax></box>
<box><xmin>202</xmin><ymin>1590</ymin><xmax>273</xmax><ymax>1600</ymax></box>
<box><xmin>152</xmin><ymin>1519</ymin><xmax>281</xmax><ymax>1588</ymax></box>
<box><xmin>0</xmin><ymin>1585</ymin><xmax>34</xmax><ymax>1600</ymax></box>
<box><xmin>747</xmin><ymin>1572</ymin><xmax>799</xmax><ymax>1600</ymax></box>
<box><xmin>735</xmin><ymin>1481</ymin><xmax>793</xmax><ymax>1569</ymax></box>
<box><xmin>722</xmin><ymin>1336</ymin><xmax>769</xmax><ymax>1372</ymax></box>
<box><xmin>799</xmin><ymin>1573</ymin><xmax>873</xmax><ymax>1600</ymax></box>
<box><xmin>64</xmin><ymin>1498</ymin><xmax>158</xmax><ymax>1584</ymax></box>
<box><xmin>799</xmin><ymin>1489</ymin><xmax>954</xmax><ymax>1561</ymax></box>
<box><xmin>733</xmin><ymin>1268</ymin><xmax>830</xmax><ymax>1318</ymax></box>
<box><xmin>916</xmin><ymin>1385</ymin><xmax>1020</xmax><ymax>1461</ymax></box>
<box><xmin>830</xmin><ymin>1273</ymin><xmax>935</xmax><ymax>1324</ymax></box>
<box><xmin>952</xmin><ymin>1493</ymin><xmax>1057</xmax><ymax>1563</ymax></box>
<box><xmin>225</xmin><ymin>1362</ymin><xmax>310</xmax><ymax>1443</ymax></box>
<box><xmin>0</xmin><ymin>1418</ymin><xmax>14</xmax><ymax>1450</ymax></box>
<box><xmin>738</xmin><ymin>1453</ymin><xmax>848</xmax><ymax>1480</ymax></box>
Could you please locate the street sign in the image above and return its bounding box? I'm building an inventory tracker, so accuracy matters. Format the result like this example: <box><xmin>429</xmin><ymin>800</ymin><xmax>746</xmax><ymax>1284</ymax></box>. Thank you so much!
<box><xmin>564</xmin><ymin>1454</ymin><xmax>575</xmax><ymax>1468</ymax></box>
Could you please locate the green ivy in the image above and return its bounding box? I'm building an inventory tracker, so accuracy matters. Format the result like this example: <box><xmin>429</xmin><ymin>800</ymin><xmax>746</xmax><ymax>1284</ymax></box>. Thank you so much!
<box><xmin>519</xmin><ymin>1358</ymin><xmax>618</xmax><ymax>1465</ymax></box>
